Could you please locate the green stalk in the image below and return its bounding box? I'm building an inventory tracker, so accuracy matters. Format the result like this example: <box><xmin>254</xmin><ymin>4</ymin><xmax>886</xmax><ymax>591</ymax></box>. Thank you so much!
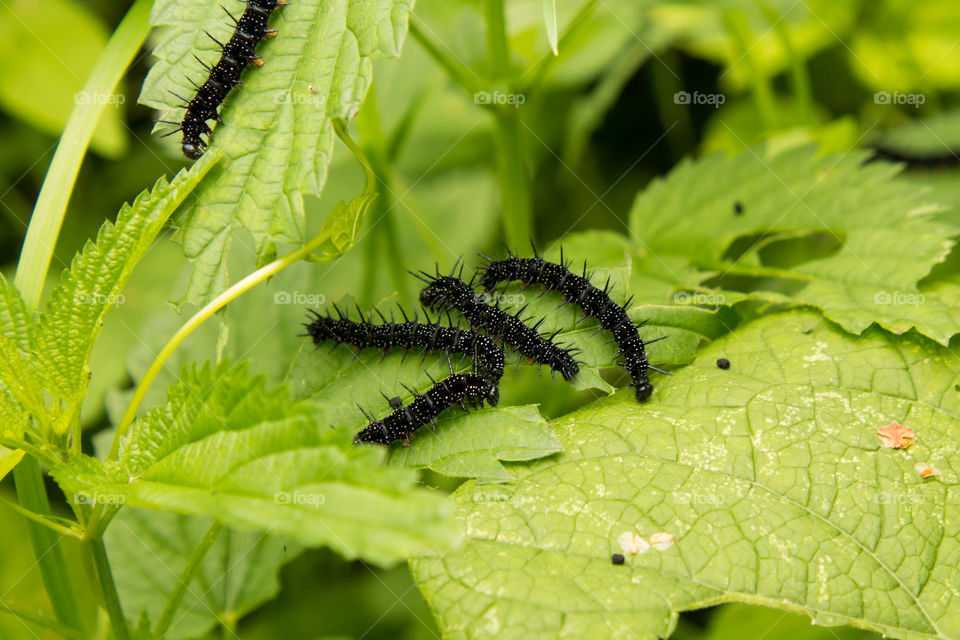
<box><xmin>152</xmin><ymin>521</ymin><xmax>223</xmax><ymax>639</ymax></box>
<box><xmin>492</xmin><ymin>112</ymin><xmax>533</xmax><ymax>246</ymax></box>
<box><xmin>10</xmin><ymin>4</ymin><xmax>152</xmax><ymax>632</ymax></box>
<box><xmin>14</xmin><ymin>0</ymin><xmax>152</xmax><ymax>307</ymax></box>
<box><xmin>355</xmin><ymin>92</ymin><xmax>410</xmax><ymax>301</ymax></box>
<box><xmin>409</xmin><ymin>18</ymin><xmax>481</xmax><ymax>95</ymax></box>
<box><xmin>761</xmin><ymin>2</ymin><xmax>813</xmax><ymax>125</ymax></box>
<box><xmin>485</xmin><ymin>0</ymin><xmax>511</xmax><ymax>78</ymax></box>
<box><xmin>107</xmin><ymin>122</ymin><xmax>377</xmax><ymax>463</ymax></box>
<box><xmin>0</xmin><ymin>601</ymin><xmax>88</xmax><ymax>640</ymax></box>
<box><xmin>87</xmin><ymin>538</ymin><xmax>130</xmax><ymax>640</ymax></box>
<box><xmin>12</xmin><ymin>457</ymin><xmax>84</xmax><ymax>632</ymax></box>
<box><xmin>0</xmin><ymin>493</ymin><xmax>84</xmax><ymax>539</ymax></box>
<box><xmin>108</xmin><ymin>226</ymin><xmax>349</xmax><ymax>459</ymax></box>
<box><xmin>484</xmin><ymin>0</ymin><xmax>533</xmax><ymax>246</ymax></box>
<box><xmin>723</xmin><ymin>10</ymin><xmax>777</xmax><ymax>131</ymax></box>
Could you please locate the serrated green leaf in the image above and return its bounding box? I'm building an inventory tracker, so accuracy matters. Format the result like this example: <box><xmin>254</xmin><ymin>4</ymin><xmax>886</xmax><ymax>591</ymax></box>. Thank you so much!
<box><xmin>413</xmin><ymin>311</ymin><xmax>960</xmax><ymax>639</ymax></box>
<box><xmin>141</xmin><ymin>0</ymin><xmax>415</xmax><ymax>306</ymax></box>
<box><xmin>629</xmin><ymin>145</ymin><xmax>960</xmax><ymax>345</ymax></box>
<box><xmin>54</xmin><ymin>360</ymin><xmax>457</xmax><ymax>567</ymax></box>
<box><xmin>105</xmin><ymin>509</ymin><xmax>299</xmax><ymax>639</ymax></box>
<box><xmin>388</xmin><ymin>405</ymin><xmax>562</xmax><ymax>484</ymax></box>
<box><xmin>34</xmin><ymin>159</ymin><xmax>213</xmax><ymax>429</ymax></box>
<box><xmin>0</xmin><ymin>274</ymin><xmax>47</xmax><ymax>426</ymax></box>
<box><xmin>287</xmin><ymin>333</ymin><xmax>561</xmax><ymax>481</ymax></box>
<box><xmin>0</xmin><ymin>447</ymin><xmax>24</xmax><ymax>482</ymax></box>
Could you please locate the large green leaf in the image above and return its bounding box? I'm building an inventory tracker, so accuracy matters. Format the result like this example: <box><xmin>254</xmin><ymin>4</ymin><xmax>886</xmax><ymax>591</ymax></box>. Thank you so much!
<box><xmin>629</xmin><ymin>145</ymin><xmax>960</xmax><ymax>345</ymax></box>
<box><xmin>413</xmin><ymin>311</ymin><xmax>960</xmax><ymax>639</ymax></box>
<box><xmin>54</xmin><ymin>360</ymin><xmax>458</xmax><ymax>567</ymax></box>
<box><xmin>0</xmin><ymin>0</ymin><xmax>125</xmax><ymax>156</ymax></box>
<box><xmin>141</xmin><ymin>0</ymin><xmax>415</xmax><ymax>305</ymax></box>
<box><xmin>105</xmin><ymin>508</ymin><xmax>299</xmax><ymax>639</ymax></box>
<box><xmin>34</xmin><ymin>159</ymin><xmax>213</xmax><ymax>430</ymax></box>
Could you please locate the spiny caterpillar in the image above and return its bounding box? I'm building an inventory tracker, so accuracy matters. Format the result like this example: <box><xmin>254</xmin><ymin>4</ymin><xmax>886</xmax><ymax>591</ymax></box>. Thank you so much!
<box><xmin>304</xmin><ymin>305</ymin><xmax>505</xmax><ymax>386</ymax></box>
<box><xmin>415</xmin><ymin>264</ymin><xmax>580</xmax><ymax>382</ymax></box>
<box><xmin>353</xmin><ymin>373</ymin><xmax>499</xmax><ymax>445</ymax></box>
<box><xmin>160</xmin><ymin>0</ymin><xmax>284</xmax><ymax>159</ymax></box>
<box><xmin>477</xmin><ymin>247</ymin><xmax>664</xmax><ymax>401</ymax></box>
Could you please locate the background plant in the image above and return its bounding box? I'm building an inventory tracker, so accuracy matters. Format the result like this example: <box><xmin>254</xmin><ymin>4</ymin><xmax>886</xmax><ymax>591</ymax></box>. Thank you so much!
<box><xmin>1</xmin><ymin>0</ymin><xmax>960</xmax><ymax>638</ymax></box>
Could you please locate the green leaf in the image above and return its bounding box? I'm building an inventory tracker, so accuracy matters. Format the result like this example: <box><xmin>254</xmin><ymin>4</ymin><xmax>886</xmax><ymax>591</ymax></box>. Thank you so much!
<box><xmin>656</xmin><ymin>0</ymin><xmax>858</xmax><ymax>91</ymax></box>
<box><xmin>0</xmin><ymin>274</ymin><xmax>47</xmax><ymax>430</ymax></box>
<box><xmin>387</xmin><ymin>406</ymin><xmax>562</xmax><ymax>484</ymax></box>
<box><xmin>35</xmin><ymin>159</ymin><xmax>213</xmax><ymax>429</ymax></box>
<box><xmin>0</xmin><ymin>447</ymin><xmax>24</xmax><ymax>481</ymax></box>
<box><xmin>413</xmin><ymin>311</ymin><xmax>960</xmax><ymax>639</ymax></box>
<box><xmin>105</xmin><ymin>509</ymin><xmax>299</xmax><ymax>639</ymax></box>
<box><xmin>54</xmin><ymin>360</ymin><xmax>458</xmax><ymax>567</ymax></box>
<box><xmin>629</xmin><ymin>145</ymin><xmax>960</xmax><ymax>345</ymax></box>
<box><xmin>871</xmin><ymin>108</ymin><xmax>960</xmax><ymax>160</ymax></box>
<box><xmin>674</xmin><ymin>603</ymin><xmax>878</xmax><ymax>640</ymax></box>
<box><xmin>542</xmin><ymin>0</ymin><xmax>559</xmax><ymax>55</ymax></box>
<box><xmin>141</xmin><ymin>0</ymin><xmax>416</xmax><ymax>306</ymax></box>
<box><xmin>287</xmin><ymin>331</ymin><xmax>561</xmax><ymax>481</ymax></box>
<box><xmin>0</xmin><ymin>0</ymin><xmax>125</xmax><ymax>156</ymax></box>
<box><xmin>848</xmin><ymin>0</ymin><xmax>960</xmax><ymax>92</ymax></box>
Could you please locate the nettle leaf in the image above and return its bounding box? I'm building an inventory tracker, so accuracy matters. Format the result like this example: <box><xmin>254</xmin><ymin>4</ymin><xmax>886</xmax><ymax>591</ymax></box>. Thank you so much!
<box><xmin>413</xmin><ymin>311</ymin><xmax>960</xmax><ymax>639</ymax></box>
<box><xmin>286</xmin><ymin>331</ymin><xmax>561</xmax><ymax>482</ymax></box>
<box><xmin>629</xmin><ymin>145</ymin><xmax>960</xmax><ymax>345</ymax></box>
<box><xmin>105</xmin><ymin>508</ymin><xmax>299</xmax><ymax>639</ymax></box>
<box><xmin>388</xmin><ymin>406</ymin><xmax>561</xmax><ymax>484</ymax></box>
<box><xmin>0</xmin><ymin>274</ymin><xmax>47</xmax><ymax>431</ymax></box>
<box><xmin>141</xmin><ymin>0</ymin><xmax>415</xmax><ymax>306</ymax></box>
<box><xmin>35</xmin><ymin>159</ymin><xmax>213</xmax><ymax>428</ymax></box>
<box><xmin>53</xmin><ymin>360</ymin><xmax>456</xmax><ymax>567</ymax></box>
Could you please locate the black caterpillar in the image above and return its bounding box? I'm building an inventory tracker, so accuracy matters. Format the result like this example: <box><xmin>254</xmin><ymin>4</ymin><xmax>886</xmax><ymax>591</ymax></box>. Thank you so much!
<box><xmin>477</xmin><ymin>248</ymin><xmax>664</xmax><ymax>401</ymax></box>
<box><xmin>304</xmin><ymin>305</ymin><xmax>505</xmax><ymax>385</ymax></box>
<box><xmin>161</xmin><ymin>0</ymin><xmax>284</xmax><ymax>159</ymax></box>
<box><xmin>354</xmin><ymin>373</ymin><xmax>499</xmax><ymax>445</ymax></box>
<box><xmin>415</xmin><ymin>266</ymin><xmax>580</xmax><ymax>382</ymax></box>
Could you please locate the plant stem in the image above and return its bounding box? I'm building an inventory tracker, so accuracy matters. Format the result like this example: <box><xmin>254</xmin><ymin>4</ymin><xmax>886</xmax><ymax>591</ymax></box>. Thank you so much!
<box><xmin>12</xmin><ymin>457</ymin><xmax>84</xmax><ymax>633</ymax></box>
<box><xmin>0</xmin><ymin>600</ymin><xmax>88</xmax><ymax>640</ymax></box>
<box><xmin>762</xmin><ymin>2</ymin><xmax>812</xmax><ymax>125</ymax></box>
<box><xmin>492</xmin><ymin>111</ymin><xmax>533</xmax><ymax>246</ymax></box>
<box><xmin>14</xmin><ymin>0</ymin><xmax>151</xmax><ymax>308</ymax></box>
<box><xmin>87</xmin><ymin>538</ymin><xmax>131</xmax><ymax>640</ymax></box>
<box><xmin>483</xmin><ymin>0</ymin><xmax>533</xmax><ymax>246</ymax></box>
<box><xmin>10</xmin><ymin>3</ymin><xmax>151</xmax><ymax>633</ymax></box>
<box><xmin>409</xmin><ymin>18</ymin><xmax>481</xmax><ymax>95</ymax></box>
<box><xmin>485</xmin><ymin>0</ymin><xmax>511</xmax><ymax>78</ymax></box>
<box><xmin>109</xmin><ymin>228</ymin><xmax>343</xmax><ymax>458</ymax></box>
<box><xmin>0</xmin><ymin>493</ymin><xmax>84</xmax><ymax>539</ymax></box>
<box><xmin>723</xmin><ymin>10</ymin><xmax>777</xmax><ymax>131</ymax></box>
<box><xmin>153</xmin><ymin>521</ymin><xmax>223</xmax><ymax>639</ymax></box>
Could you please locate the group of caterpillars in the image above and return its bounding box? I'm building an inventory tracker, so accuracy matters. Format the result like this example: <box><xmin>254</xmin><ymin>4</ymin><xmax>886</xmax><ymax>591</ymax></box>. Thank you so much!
<box><xmin>305</xmin><ymin>249</ymin><xmax>665</xmax><ymax>445</ymax></box>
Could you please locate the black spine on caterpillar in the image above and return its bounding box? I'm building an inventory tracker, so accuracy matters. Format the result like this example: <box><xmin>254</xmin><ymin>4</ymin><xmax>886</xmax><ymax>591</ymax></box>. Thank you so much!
<box><xmin>477</xmin><ymin>248</ymin><xmax>663</xmax><ymax>401</ymax></box>
<box><xmin>415</xmin><ymin>266</ymin><xmax>580</xmax><ymax>382</ymax></box>
<box><xmin>165</xmin><ymin>0</ymin><xmax>283</xmax><ymax>159</ymax></box>
<box><xmin>303</xmin><ymin>305</ymin><xmax>505</xmax><ymax>386</ymax></box>
<box><xmin>354</xmin><ymin>373</ymin><xmax>499</xmax><ymax>445</ymax></box>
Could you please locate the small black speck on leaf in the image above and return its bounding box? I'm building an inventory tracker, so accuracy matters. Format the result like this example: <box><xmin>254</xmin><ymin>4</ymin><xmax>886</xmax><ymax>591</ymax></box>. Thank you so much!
<box><xmin>716</xmin><ymin>358</ymin><xmax>730</xmax><ymax>370</ymax></box>
<box><xmin>733</xmin><ymin>201</ymin><xmax>744</xmax><ymax>215</ymax></box>
<box><xmin>611</xmin><ymin>553</ymin><xmax>625</xmax><ymax>565</ymax></box>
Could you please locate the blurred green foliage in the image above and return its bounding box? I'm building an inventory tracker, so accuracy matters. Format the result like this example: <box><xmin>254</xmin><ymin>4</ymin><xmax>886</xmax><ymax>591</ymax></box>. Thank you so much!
<box><xmin>4</xmin><ymin>0</ymin><xmax>960</xmax><ymax>637</ymax></box>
